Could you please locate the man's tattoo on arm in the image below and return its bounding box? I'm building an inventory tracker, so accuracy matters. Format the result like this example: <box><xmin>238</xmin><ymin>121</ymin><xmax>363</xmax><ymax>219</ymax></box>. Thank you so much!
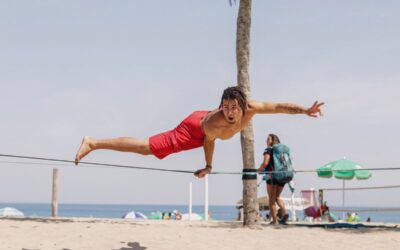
<box><xmin>276</xmin><ymin>103</ymin><xmax>306</xmax><ymax>114</ymax></box>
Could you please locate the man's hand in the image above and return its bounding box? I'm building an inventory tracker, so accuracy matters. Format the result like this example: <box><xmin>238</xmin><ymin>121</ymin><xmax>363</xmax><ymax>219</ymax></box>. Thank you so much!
<box><xmin>194</xmin><ymin>166</ymin><xmax>212</xmax><ymax>178</ymax></box>
<box><xmin>306</xmin><ymin>101</ymin><xmax>324</xmax><ymax>117</ymax></box>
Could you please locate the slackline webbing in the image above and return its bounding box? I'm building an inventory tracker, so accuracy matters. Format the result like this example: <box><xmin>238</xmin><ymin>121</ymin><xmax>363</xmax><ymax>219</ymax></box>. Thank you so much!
<box><xmin>1</xmin><ymin>153</ymin><xmax>400</xmax><ymax>175</ymax></box>
<box><xmin>320</xmin><ymin>185</ymin><xmax>400</xmax><ymax>191</ymax></box>
<box><xmin>0</xmin><ymin>154</ymin><xmax>193</xmax><ymax>174</ymax></box>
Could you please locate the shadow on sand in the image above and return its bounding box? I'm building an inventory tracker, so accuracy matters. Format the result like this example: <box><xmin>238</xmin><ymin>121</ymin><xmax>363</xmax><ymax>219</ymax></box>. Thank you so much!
<box><xmin>114</xmin><ymin>242</ymin><xmax>147</xmax><ymax>250</ymax></box>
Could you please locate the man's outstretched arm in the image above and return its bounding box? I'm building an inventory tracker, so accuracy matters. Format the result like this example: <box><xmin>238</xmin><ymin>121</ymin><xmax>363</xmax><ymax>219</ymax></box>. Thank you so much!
<box><xmin>194</xmin><ymin>137</ymin><xmax>215</xmax><ymax>178</ymax></box>
<box><xmin>249</xmin><ymin>100</ymin><xmax>324</xmax><ymax>117</ymax></box>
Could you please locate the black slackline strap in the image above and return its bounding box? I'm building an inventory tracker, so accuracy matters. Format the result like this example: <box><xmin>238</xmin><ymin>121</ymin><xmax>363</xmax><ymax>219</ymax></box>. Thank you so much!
<box><xmin>242</xmin><ymin>169</ymin><xmax>257</xmax><ymax>180</ymax></box>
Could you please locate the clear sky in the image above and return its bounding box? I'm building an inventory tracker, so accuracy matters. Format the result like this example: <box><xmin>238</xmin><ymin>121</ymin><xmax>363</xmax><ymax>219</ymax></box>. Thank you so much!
<box><xmin>0</xmin><ymin>1</ymin><xmax>399</xmax><ymax>207</ymax></box>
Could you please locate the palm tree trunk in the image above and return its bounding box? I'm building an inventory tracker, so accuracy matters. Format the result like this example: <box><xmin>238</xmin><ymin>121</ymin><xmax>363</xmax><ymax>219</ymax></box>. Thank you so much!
<box><xmin>236</xmin><ymin>0</ymin><xmax>258</xmax><ymax>226</ymax></box>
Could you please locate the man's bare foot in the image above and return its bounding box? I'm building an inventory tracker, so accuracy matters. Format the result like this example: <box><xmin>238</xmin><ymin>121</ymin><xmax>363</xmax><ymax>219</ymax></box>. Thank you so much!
<box><xmin>75</xmin><ymin>136</ymin><xmax>93</xmax><ymax>165</ymax></box>
<box><xmin>194</xmin><ymin>167</ymin><xmax>212</xmax><ymax>178</ymax></box>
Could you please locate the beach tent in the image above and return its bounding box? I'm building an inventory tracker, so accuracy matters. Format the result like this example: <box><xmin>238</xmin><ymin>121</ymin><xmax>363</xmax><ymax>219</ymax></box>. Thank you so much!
<box><xmin>122</xmin><ymin>210</ymin><xmax>147</xmax><ymax>219</ymax></box>
<box><xmin>0</xmin><ymin>207</ymin><xmax>24</xmax><ymax>218</ymax></box>
<box><xmin>317</xmin><ymin>157</ymin><xmax>372</xmax><ymax>219</ymax></box>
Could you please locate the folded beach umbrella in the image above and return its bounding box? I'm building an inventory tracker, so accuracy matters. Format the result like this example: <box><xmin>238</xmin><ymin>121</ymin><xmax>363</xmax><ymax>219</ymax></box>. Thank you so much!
<box><xmin>122</xmin><ymin>210</ymin><xmax>147</xmax><ymax>219</ymax></box>
<box><xmin>0</xmin><ymin>207</ymin><xmax>24</xmax><ymax>218</ymax></box>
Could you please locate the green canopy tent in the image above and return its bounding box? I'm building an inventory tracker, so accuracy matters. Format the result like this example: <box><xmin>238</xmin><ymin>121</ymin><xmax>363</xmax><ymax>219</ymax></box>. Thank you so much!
<box><xmin>317</xmin><ymin>158</ymin><xmax>372</xmax><ymax>219</ymax></box>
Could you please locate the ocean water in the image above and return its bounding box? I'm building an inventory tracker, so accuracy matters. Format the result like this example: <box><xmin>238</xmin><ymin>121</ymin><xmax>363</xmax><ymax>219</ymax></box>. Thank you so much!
<box><xmin>0</xmin><ymin>203</ymin><xmax>236</xmax><ymax>221</ymax></box>
<box><xmin>1</xmin><ymin>203</ymin><xmax>399</xmax><ymax>223</ymax></box>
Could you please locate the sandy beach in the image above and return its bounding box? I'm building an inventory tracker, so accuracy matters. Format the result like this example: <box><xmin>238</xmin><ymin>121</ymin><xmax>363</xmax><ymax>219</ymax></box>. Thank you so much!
<box><xmin>0</xmin><ymin>218</ymin><xmax>398</xmax><ymax>250</ymax></box>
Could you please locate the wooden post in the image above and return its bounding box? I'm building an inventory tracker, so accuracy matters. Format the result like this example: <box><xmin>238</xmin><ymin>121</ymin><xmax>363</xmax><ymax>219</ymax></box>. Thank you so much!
<box><xmin>236</xmin><ymin>0</ymin><xmax>258</xmax><ymax>227</ymax></box>
<box><xmin>52</xmin><ymin>168</ymin><xmax>58</xmax><ymax>217</ymax></box>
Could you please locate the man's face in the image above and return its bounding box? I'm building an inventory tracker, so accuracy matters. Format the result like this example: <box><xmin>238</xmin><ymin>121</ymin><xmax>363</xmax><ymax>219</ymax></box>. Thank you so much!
<box><xmin>221</xmin><ymin>99</ymin><xmax>242</xmax><ymax>124</ymax></box>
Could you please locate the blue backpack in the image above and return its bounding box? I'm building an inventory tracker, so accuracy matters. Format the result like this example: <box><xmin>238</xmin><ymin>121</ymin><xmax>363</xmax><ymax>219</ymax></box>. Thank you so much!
<box><xmin>270</xmin><ymin>144</ymin><xmax>294</xmax><ymax>183</ymax></box>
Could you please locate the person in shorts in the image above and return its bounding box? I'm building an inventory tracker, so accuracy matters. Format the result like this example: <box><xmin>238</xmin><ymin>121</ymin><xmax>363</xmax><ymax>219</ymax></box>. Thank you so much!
<box><xmin>75</xmin><ymin>86</ymin><xmax>324</xmax><ymax>178</ymax></box>
<box><xmin>257</xmin><ymin>134</ymin><xmax>289</xmax><ymax>225</ymax></box>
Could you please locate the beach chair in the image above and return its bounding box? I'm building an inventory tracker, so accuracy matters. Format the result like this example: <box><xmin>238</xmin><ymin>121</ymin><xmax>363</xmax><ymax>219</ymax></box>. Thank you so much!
<box><xmin>300</xmin><ymin>189</ymin><xmax>321</xmax><ymax>221</ymax></box>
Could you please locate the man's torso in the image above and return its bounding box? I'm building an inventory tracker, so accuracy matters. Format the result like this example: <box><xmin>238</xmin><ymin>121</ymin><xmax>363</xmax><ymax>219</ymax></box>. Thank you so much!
<box><xmin>201</xmin><ymin>108</ymin><xmax>255</xmax><ymax>140</ymax></box>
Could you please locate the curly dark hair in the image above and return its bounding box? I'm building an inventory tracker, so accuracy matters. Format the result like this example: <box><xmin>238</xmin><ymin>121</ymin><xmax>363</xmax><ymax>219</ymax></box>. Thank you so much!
<box><xmin>219</xmin><ymin>86</ymin><xmax>247</xmax><ymax>115</ymax></box>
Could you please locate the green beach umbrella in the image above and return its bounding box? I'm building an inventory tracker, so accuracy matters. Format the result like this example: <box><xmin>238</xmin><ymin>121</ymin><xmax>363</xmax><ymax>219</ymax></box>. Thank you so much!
<box><xmin>317</xmin><ymin>158</ymin><xmax>372</xmax><ymax>220</ymax></box>
<box><xmin>317</xmin><ymin>158</ymin><xmax>371</xmax><ymax>180</ymax></box>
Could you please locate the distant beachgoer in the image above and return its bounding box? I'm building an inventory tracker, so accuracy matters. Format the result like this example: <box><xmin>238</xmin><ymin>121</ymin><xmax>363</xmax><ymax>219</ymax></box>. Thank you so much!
<box><xmin>173</xmin><ymin>210</ymin><xmax>182</xmax><ymax>220</ymax></box>
<box><xmin>265</xmin><ymin>213</ymin><xmax>270</xmax><ymax>222</ymax></box>
<box><xmin>320</xmin><ymin>201</ymin><xmax>329</xmax><ymax>215</ymax></box>
<box><xmin>320</xmin><ymin>201</ymin><xmax>335</xmax><ymax>222</ymax></box>
<box><xmin>346</xmin><ymin>212</ymin><xmax>351</xmax><ymax>222</ymax></box>
<box><xmin>366</xmin><ymin>217</ymin><xmax>371</xmax><ymax>222</ymax></box>
<box><xmin>237</xmin><ymin>206</ymin><xmax>244</xmax><ymax>221</ymax></box>
<box><xmin>75</xmin><ymin>86</ymin><xmax>324</xmax><ymax>178</ymax></box>
<box><xmin>346</xmin><ymin>212</ymin><xmax>359</xmax><ymax>222</ymax></box>
<box><xmin>257</xmin><ymin>134</ymin><xmax>289</xmax><ymax>225</ymax></box>
<box><xmin>258</xmin><ymin>207</ymin><xmax>264</xmax><ymax>222</ymax></box>
<box><xmin>208</xmin><ymin>211</ymin><xmax>212</xmax><ymax>220</ymax></box>
<box><xmin>354</xmin><ymin>213</ymin><xmax>360</xmax><ymax>222</ymax></box>
<box><xmin>161</xmin><ymin>212</ymin><xmax>170</xmax><ymax>220</ymax></box>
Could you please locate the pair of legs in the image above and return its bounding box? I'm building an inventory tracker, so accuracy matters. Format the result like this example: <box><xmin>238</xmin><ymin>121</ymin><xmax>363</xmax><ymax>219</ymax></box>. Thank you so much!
<box><xmin>74</xmin><ymin>136</ymin><xmax>211</xmax><ymax>178</ymax></box>
<box><xmin>267</xmin><ymin>183</ymin><xmax>286</xmax><ymax>224</ymax></box>
<box><xmin>75</xmin><ymin>136</ymin><xmax>152</xmax><ymax>164</ymax></box>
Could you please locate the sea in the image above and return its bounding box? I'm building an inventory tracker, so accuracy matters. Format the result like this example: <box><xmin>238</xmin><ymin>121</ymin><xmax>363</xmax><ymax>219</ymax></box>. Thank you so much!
<box><xmin>1</xmin><ymin>203</ymin><xmax>399</xmax><ymax>223</ymax></box>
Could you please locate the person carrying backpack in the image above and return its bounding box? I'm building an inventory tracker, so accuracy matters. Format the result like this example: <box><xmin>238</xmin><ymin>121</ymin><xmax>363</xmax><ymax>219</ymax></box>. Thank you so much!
<box><xmin>257</xmin><ymin>134</ymin><xmax>293</xmax><ymax>225</ymax></box>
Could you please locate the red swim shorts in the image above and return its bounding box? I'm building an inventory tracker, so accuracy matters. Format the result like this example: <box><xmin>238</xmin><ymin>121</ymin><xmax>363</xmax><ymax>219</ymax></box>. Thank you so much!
<box><xmin>149</xmin><ymin>111</ymin><xmax>209</xmax><ymax>159</ymax></box>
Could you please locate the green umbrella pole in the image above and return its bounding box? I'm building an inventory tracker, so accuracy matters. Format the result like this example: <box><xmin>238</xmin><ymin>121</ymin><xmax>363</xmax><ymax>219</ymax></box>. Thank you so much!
<box><xmin>342</xmin><ymin>180</ymin><xmax>345</xmax><ymax>220</ymax></box>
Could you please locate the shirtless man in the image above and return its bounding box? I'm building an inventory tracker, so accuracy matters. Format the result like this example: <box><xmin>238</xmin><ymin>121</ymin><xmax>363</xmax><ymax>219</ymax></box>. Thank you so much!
<box><xmin>75</xmin><ymin>86</ymin><xmax>324</xmax><ymax>178</ymax></box>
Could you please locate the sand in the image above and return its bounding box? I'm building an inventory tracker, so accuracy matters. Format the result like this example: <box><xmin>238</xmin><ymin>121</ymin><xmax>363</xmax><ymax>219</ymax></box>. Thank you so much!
<box><xmin>0</xmin><ymin>218</ymin><xmax>399</xmax><ymax>250</ymax></box>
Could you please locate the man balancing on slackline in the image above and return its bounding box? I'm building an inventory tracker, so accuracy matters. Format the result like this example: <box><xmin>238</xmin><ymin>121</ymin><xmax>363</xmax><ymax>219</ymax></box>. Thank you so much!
<box><xmin>74</xmin><ymin>86</ymin><xmax>324</xmax><ymax>178</ymax></box>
